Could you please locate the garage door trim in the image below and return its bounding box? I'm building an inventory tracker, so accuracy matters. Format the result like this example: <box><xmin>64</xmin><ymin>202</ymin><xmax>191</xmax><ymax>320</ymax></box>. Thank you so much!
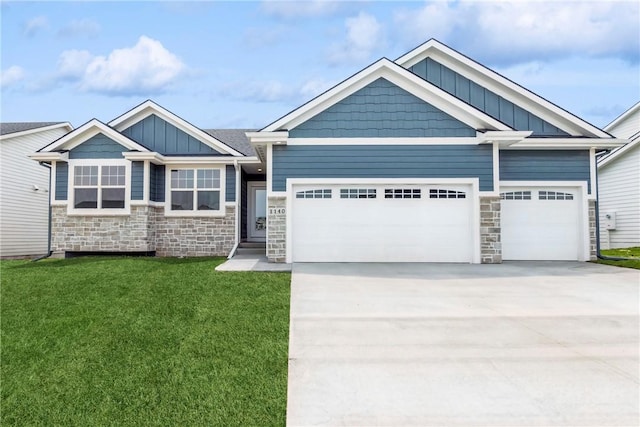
<box><xmin>285</xmin><ymin>177</ymin><xmax>481</xmax><ymax>263</ymax></box>
<box><xmin>500</xmin><ymin>180</ymin><xmax>590</xmax><ymax>261</ymax></box>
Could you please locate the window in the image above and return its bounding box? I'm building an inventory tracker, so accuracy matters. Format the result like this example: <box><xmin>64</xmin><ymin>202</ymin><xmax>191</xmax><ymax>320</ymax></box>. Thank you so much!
<box><xmin>539</xmin><ymin>191</ymin><xmax>573</xmax><ymax>200</ymax></box>
<box><xmin>500</xmin><ymin>191</ymin><xmax>531</xmax><ymax>200</ymax></box>
<box><xmin>170</xmin><ymin>168</ymin><xmax>221</xmax><ymax>211</ymax></box>
<box><xmin>73</xmin><ymin>165</ymin><xmax>126</xmax><ymax>209</ymax></box>
<box><xmin>429</xmin><ymin>189</ymin><xmax>466</xmax><ymax>199</ymax></box>
<box><xmin>385</xmin><ymin>188</ymin><xmax>421</xmax><ymax>199</ymax></box>
<box><xmin>296</xmin><ymin>189</ymin><xmax>331</xmax><ymax>199</ymax></box>
<box><xmin>340</xmin><ymin>188</ymin><xmax>376</xmax><ymax>199</ymax></box>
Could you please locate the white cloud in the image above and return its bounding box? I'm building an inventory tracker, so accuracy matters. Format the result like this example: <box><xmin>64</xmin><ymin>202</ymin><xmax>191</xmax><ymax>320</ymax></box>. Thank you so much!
<box><xmin>23</xmin><ymin>16</ymin><xmax>48</xmax><ymax>37</ymax></box>
<box><xmin>1</xmin><ymin>66</ymin><xmax>25</xmax><ymax>88</ymax></box>
<box><xmin>393</xmin><ymin>1</ymin><xmax>640</xmax><ymax>65</ymax></box>
<box><xmin>55</xmin><ymin>36</ymin><xmax>187</xmax><ymax>96</ymax></box>
<box><xmin>57</xmin><ymin>19</ymin><xmax>101</xmax><ymax>38</ymax></box>
<box><xmin>261</xmin><ymin>0</ymin><xmax>341</xmax><ymax>19</ymax></box>
<box><xmin>328</xmin><ymin>12</ymin><xmax>384</xmax><ymax>65</ymax></box>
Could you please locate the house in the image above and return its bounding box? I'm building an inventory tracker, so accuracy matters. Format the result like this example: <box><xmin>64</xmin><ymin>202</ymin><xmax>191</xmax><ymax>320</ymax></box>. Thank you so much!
<box><xmin>31</xmin><ymin>39</ymin><xmax>624</xmax><ymax>263</ymax></box>
<box><xmin>597</xmin><ymin>101</ymin><xmax>640</xmax><ymax>249</ymax></box>
<box><xmin>1</xmin><ymin>122</ymin><xmax>73</xmax><ymax>257</ymax></box>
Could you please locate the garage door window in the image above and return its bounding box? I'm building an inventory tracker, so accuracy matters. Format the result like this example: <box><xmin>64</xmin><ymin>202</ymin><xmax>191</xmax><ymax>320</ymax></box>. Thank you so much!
<box><xmin>539</xmin><ymin>191</ymin><xmax>573</xmax><ymax>200</ymax></box>
<box><xmin>384</xmin><ymin>188</ymin><xmax>421</xmax><ymax>199</ymax></box>
<box><xmin>429</xmin><ymin>189</ymin><xmax>466</xmax><ymax>199</ymax></box>
<box><xmin>501</xmin><ymin>191</ymin><xmax>531</xmax><ymax>200</ymax></box>
<box><xmin>340</xmin><ymin>188</ymin><xmax>376</xmax><ymax>199</ymax></box>
<box><xmin>296</xmin><ymin>189</ymin><xmax>332</xmax><ymax>199</ymax></box>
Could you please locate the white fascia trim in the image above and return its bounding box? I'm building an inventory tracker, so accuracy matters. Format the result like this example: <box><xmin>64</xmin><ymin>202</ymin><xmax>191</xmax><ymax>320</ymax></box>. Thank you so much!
<box><xmin>123</xmin><ymin>151</ymin><xmax>164</xmax><ymax>163</ymax></box>
<box><xmin>0</xmin><ymin>122</ymin><xmax>73</xmax><ymax>141</ymax></box>
<box><xmin>160</xmin><ymin>156</ymin><xmax>243</xmax><ymax>165</ymax></box>
<box><xmin>598</xmin><ymin>137</ymin><xmax>639</xmax><ymax>168</ymax></box>
<box><xmin>246</xmin><ymin>131</ymin><xmax>289</xmax><ymax>144</ymax></box>
<box><xmin>492</xmin><ymin>142</ymin><xmax>500</xmax><ymax>194</ymax></box>
<box><xmin>396</xmin><ymin>40</ymin><xmax>610</xmax><ymax>138</ymax></box>
<box><xmin>266</xmin><ymin>144</ymin><xmax>274</xmax><ymax>196</ymax></box>
<box><xmin>604</xmin><ymin>101</ymin><xmax>640</xmax><ymax>132</ymax></box>
<box><xmin>30</xmin><ymin>151</ymin><xmax>69</xmax><ymax>162</ymax></box>
<box><xmin>108</xmin><ymin>100</ymin><xmax>244</xmax><ymax>157</ymax></box>
<box><xmin>506</xmin><ymin>138</ymin><xmax>627</xmax><ymax>150</ymax></box>
<box><xmin>287</xmin><ymin>137</ymin><xmax>481</xmax><ymax>146</ymax></box>
<box><xmin>589</xmin><ymin>148</ymin><xmax>596</xmax><ymax>197</ymax></box>
<box><xmin>262</xmin><ymin>59</ymin><xmax>509</xmax><ymax>133</ymax></box>
<box><xmin>500</xmin><ymin>180</ymin><xmax>588</xmax><ymax>188</ymax></box>
<box><xmin>480</xmin><ymin>130</ymin><xmax>532</xmax><ymax>146</ymax></box>
<box><xmin>123</xmin><ymin>151</ymin><xmax>260</xmax><ymax>165</ymax></box>
<box><xmin>39</xmin><ymin>119</ymin><xmax>149</xmax><ymax>153</ymax></box>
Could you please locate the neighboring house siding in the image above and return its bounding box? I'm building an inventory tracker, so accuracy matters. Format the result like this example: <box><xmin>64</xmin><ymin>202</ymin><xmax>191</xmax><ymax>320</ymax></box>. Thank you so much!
<box><xmin>121</xmin><ymin>114</ymin><xmax>224</xmax><ymax>155</ymax></box>
<box><xmin>0</xmin><ymin>127</ymin><xmax>69</xmax><ymax>256</ymax></box>
<box><xmin>131</xmin><ymin>161</ymin><xmax>144</xmax><ymax>200</ymax></box>
<box><xmin>68</xmin><ymin>133</ymin><xmax>127</xmax><ymax>159</ymax></box>
<box><xmin>149</xmin><ymin>164</ymin><xmax>165</xmax><ymax>203</ymax></box>
<box><xmin>289</xmin><ymin>78</ymin><xmax>476</xmax><ymax>138</ymax></box>
<box><xmin>606</xmin><ymin>107</ymin><xmax>640</xmax><ymax>139</ymax></box>
<box><xmin>55</xmin><ymin>162</ymin><xmax>68</xmax><ymax>200</ymax></box>
<box><xmin>598</xmin><ymin>143</ymin><xmax>640</xmax><ymax>249</ymax></box>
<box><xmin>409</xmin><ymin>58</ymin><xmax>569</xmax><ymax>137</ymax></box>
<box><xmin>226</xmin><ymin>165</ymin><xmax>235</xmax><ymax>202</ymax></box>
<box><xmin>272</xmin><ymin>144</ymin><xmax>494</xmax><ymax>191</ymax></box>
<box><xmin>500</xmin><ymin>150</ymin><xmax>591</xmax><ymax>190</ymax></box>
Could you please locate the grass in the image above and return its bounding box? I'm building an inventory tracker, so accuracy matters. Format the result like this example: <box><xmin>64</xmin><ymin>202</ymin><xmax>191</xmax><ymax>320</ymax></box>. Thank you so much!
<box><xmin>1</xmin><ymin>257</ymin><xmax>291</xmax><ymax>426</ymax></box>
<box><xmin>597</xmin><ymin>247</ymin><xmax>640</xmax><ymax>270</ymax></box>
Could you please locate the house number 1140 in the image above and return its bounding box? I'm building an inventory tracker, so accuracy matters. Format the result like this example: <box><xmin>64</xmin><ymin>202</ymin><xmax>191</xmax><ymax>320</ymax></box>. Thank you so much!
<box><xmin>269</xmin><ymin>207</ymin><xmax>286</xmax><ymax>215</ymax></box>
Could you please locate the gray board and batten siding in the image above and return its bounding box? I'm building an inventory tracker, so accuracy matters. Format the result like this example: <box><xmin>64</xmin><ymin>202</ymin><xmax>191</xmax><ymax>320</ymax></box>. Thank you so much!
<box><xmin>272</xmin><ymin>144</ymin><xmax>494</xmax><ymax>192</ymax></box>
<box><xmin>122</xmin><ymin>114</ymin><xmax>225</xmax><ymax>155</ymax></box>
<box><xmin>55</xmin><ymin>162</ymin><xmax>68</xmax><ymax>200</ymax></box>
<box><xmin>499</xmin><ymin>150</ymin><xmax>591</xmax><ymax>193</ymax></box>
<box><xmin>408</xmin><ymin>58</ymin><xmax>569</xmax><ymax>137</ymax></box>
<box><xmin>150</xmin><ymin>163</ymin><xmax>166</xmax><ymax>203</ymax></box>
<box><xmin>69</xmin><ymin>133</ymin><xmax>126</xmax><ymax>159</ymax></box>
<box><xmin>289</xmin><ymin>78</ymin><xmax>476</xmax><ymax>138</ymax></box>
<box><xmin>131</xmin><ymin>161</ymin><xmax>144</xmax><ymax>200</ymax></box>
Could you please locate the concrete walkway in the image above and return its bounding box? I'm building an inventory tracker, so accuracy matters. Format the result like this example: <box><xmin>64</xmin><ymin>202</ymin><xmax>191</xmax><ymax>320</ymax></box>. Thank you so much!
<box><xmin>215</xmin><ymin>253</ymin><xmax>291</xmax><ymax>272</ymax></box>
<box><xmin>287</xmin><ymin>262</ymin><xmax>639</xmax><ymax>426</ymax></box>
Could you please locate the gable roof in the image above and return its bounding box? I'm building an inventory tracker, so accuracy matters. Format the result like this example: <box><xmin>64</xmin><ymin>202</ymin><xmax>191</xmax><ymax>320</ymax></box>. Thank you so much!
<box><xmin>395</xmin><ymin>39</ymin><xmax>612</xmax><ymax>138</ymax></box>
<box><xmin>37</xmin><ymin>119</ymin><xmax>149</xmax><ymax>153</ymax></box>
<box><xmin>598</xmin><ymin>132</ymin><xmax>640</xmax><ymax>169</ymax></box>
<box><xmin>108</xmin><ymin>100</ymin><xmax>245</xmax><ymax>157</ymax></box>
<box><xmin>0</xmin><ymin>122</ymin><xmax>73</xmax><ymax>139</ymax></box>
<box><xmin>604</xmin><ymin>101</ymin><xmax>640</xmax><ymax>136</ymax></box>
<box><xmin>599</xmin><ymin>101</ymin><xmax>640</xmax><ymax>167</ymax></box>
<box><xmin>262</xmin><ymin>58</ymin><xmax>511</xmax><ymax>133</ymax></box>
<box><xmin>204</xmin><ymin>129</ymin><xmax>256</xmax><ymax>156</ymax></box>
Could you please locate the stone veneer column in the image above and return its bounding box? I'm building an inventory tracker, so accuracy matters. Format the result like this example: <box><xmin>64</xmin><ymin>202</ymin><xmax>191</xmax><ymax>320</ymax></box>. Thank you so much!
<box><xmin>267</xmin><ymin>197</ymin><xmax>286</xmax><ymax>262</ymax></box>
<box><xmin>480</xmin><ymin>196</ymin><xmax>502</xmax><ymax>264</ymax></box>
<box><xmin>589</xmin><ymin>200</ymin><xmax>597</xmax><ymax>260</ymax></box>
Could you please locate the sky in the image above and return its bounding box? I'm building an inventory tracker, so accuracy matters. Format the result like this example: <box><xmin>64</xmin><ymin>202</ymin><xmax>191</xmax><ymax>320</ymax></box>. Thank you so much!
<box><xmin>1</xmin><ymin>1</ymin><xmax>639</xmax><ymax>131</ymax></box>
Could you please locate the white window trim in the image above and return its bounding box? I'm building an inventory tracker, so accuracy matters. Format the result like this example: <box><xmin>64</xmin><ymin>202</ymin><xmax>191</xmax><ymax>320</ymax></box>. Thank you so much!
<box><xmin>164</xmin><ymin>164</ymin><xmax>227</xmax><ymax>217</ymax></box>
<box><xmin>67</xmin><ymin>159</ymin><xmax>131</xmax><ymax>216</ymax></box>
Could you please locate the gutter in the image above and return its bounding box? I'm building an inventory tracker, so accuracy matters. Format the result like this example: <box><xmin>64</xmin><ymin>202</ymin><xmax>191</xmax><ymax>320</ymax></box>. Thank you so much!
<box><xmin>32</xmin><ymin>162</ymin><xmax>53</xmax><ymax>261</ymax></box>
<box><xmin>227</xmin><ymin>160</ymin><xmax>241</xmax><ymax>259</ymax></box>
<box><xmin>594</xmin><ymin>150</ymin><xmax>637</xmax><ymax>261</ymax></box>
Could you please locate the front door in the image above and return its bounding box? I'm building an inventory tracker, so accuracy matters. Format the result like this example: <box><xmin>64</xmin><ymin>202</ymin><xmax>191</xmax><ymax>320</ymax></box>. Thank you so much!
<box><xmin>248</xmin><ymin>182</ymin><xmax>266</xmax><ymax>241</ymax></box>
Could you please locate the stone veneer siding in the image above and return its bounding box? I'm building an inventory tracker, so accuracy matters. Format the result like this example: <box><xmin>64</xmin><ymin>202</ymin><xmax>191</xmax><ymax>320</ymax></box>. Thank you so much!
<box><xmin>51</xmin><ymin>205</ymin><xmax>235</xmax><ymax>257</ymax></box>
<box><xmin>589</xmin><ymin>199</ymin><xmax>597</xmax><ymax>260</ymax></box>
<box><xmin>480</xmin><ymin>196</ymin><xmax>502</xmax><ymax>264</ymax></box>
<box><xmin>267</xmin><ymin>197</ymin><xmax>286</xmax><ymax>262</ymax></box>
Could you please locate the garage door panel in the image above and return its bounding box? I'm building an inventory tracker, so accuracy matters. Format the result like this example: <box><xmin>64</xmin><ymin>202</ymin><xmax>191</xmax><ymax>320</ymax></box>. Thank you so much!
<box><xmin>292</xmin><ymin>184</ymin><xmax>473</xmax><ymax>263</ymax></box>
<box><xmin>501</xmin><ymin>187</ymin><xmax>581</xmax><ymax>261</ymax></box>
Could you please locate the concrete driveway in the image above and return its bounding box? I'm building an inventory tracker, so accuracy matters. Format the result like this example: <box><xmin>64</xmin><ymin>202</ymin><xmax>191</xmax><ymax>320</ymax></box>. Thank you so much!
<box><xmin>287</xmin><ymin>262</ymin><xmax>639</xmax><ymax>427</ymax></box>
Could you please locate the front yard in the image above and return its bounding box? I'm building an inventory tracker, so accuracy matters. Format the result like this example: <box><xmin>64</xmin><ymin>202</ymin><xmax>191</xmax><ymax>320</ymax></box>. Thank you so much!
<box><xmin>597</xmin><ymin>247</ymin><xmax>640</xmax><ymax>270</ymax></box>
<box><xmin>1</xmin><ymin>257</ymin><xmax>291</xmax><ymax>426</ymax></box>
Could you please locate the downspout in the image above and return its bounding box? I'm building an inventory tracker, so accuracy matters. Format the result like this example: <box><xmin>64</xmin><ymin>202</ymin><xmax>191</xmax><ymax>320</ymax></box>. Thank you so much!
<box><xmin>32</xmin><ymin>162</ymin><xmax>53</xmax><ymax>261</ymax></box>
<box><xmin>594</xmin><ymin>150</ymin><xmax>636</xmax><ymax>261</ymax></box>
<box><xmin>227</xmin><ymin>160</ymin><xmax>241</xmax><ymax>259</ymax></box>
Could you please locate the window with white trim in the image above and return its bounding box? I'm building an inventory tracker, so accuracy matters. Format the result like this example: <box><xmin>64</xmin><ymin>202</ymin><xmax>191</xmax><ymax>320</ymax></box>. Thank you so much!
<box><xmin>340</xmin><ymin>188</ymin><xmax>376</xmax><ymax>199</ymax></box>
<box><xmin>429</xmin><ymin>189</ymin><xmax>466</xmax><ymax>199</ymax></box>
<box><xmin>170</xmin><ymin>168</ymin><xmax>221</xmax><ymax>211</ymax></box>
<box><xmin>73</xmin><ymin>165</ymin><xmax>126</xmax><ymax>209</ymax></box>
<box><xmin>296</xmin><ymin>189</ymin><xmax>332</xmax><ymax>199</ymax></box>
<box><xmin>385</xmin><ymin>188</ymin><xmax>421</xmax><ymax>199</ymax></box>
<box><xmin>500</xmin><ymin>191</ymin><xmax>531</xmax><ymax>200</ymax></box>
<box><xmin>539</xmin><ymin>191</ymin><xmax>573</xmax><ymax>200</ymax></box>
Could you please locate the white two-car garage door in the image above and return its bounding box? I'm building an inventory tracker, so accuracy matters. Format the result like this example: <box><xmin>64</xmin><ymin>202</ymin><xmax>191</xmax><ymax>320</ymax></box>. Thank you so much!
<box><xmin>291</xmin><ymin>184</ymin><xmax>474</xmax><ymax>263</ymax></box>
<box><xmin>501</xmin><ymin>186</ymin><xmax>583</xmax><ymax>261</ymax></box>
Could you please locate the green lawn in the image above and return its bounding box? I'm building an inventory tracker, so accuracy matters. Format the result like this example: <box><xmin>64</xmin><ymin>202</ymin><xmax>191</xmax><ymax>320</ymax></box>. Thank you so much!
<box><xmin>1</xmin><ymin>257</ymin><xmax>291</xmax><ymax>426</ymax></box>
<box><xmin>597</xmin><ymin>247</ymin><xmax>640</xmax><ymax>270</ymax></box>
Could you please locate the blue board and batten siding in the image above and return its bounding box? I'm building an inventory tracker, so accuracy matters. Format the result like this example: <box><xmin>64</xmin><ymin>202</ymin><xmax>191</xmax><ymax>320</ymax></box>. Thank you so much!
<box><xmin>290</xmin><ymin>78</ymin><xmax>476</xmax><ymax>138</ymax></box>
<box><xmin>500</xmin><ymin>150</ymin><xmax>591</xmax><ymax>193</ymax></box>
<box><xmin>69</xmin><ymin>134</ymin><xmax>126</xmax><ymax>159</ymax></box>
<box><xmin>272</xmin><ymin>145</ymin><xmax>494</xmax><ymax>191</ymax></box>
<box><xmin>225</xmin><ymin>165</ymin><xmax>236</xmax><ymax>202</ymax></box>
<box><xmin>55</xmin><ymin>162</ymin><xmax>68</xmax><ymax>200</ymax></box>
<box><xmin>409</xmin><ymin>58</ymin><xmax>569</xmax><ymax>137</ymax></box>
<box><xmin>149</xmin><ymin>164</ymin><xmax>165</xmax><ymax>203</ymax></box>
<box><xmin>122</xmin><ymin>114</ymin><xmax>224</xmax><ymax>155</ymax></box>
<box><xmin>131</xmin><ymin>162</ymin><xmax>144</xmax><ymax>200</ymax></box>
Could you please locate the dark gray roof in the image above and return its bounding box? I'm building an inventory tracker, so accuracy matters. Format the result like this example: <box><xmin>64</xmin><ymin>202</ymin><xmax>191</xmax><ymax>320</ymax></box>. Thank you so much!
<box><xmin>204</xmin><ymin>129</ymin><xmax>256</xmax><ymax>156</ymax></box>
<box><xmin>0</xmin><ymin>122</ymin><xmax>65</xmax><ymax>136</ymax></box>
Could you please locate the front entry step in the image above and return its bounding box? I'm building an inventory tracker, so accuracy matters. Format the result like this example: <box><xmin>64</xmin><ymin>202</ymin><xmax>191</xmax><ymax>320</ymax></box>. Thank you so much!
<box><xmin>239</xmin><ymin>241</ymin><xmax>266</xmax><ymax>249</ymax></box>
<box><xmin>236</xmin><ymin>247</ymin><xmax>265</xmax><ymax>255</ymax></box>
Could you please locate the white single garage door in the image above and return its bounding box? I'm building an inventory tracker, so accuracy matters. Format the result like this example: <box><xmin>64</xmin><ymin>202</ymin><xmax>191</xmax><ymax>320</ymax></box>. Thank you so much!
<box><xmin>501</xmin><ymin>187</ymin><xmax>582</xmax><ymax>260</ymax></box>
<box><xmin>291</xmin><ymin>184</ymin><xmax>474</xmax><ymax>263</ymax></box>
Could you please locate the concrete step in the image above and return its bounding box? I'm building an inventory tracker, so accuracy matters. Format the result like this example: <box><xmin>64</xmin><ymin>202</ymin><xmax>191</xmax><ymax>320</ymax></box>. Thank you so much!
<box><xmin>239</xmin><ymin>241</ymin><xmax>266</xmax><ymax>249</ymax></box>
<box><xmin>235</xmin><ymin>247</ymin><xmax>265</xmax><ymax>255</ymax></box>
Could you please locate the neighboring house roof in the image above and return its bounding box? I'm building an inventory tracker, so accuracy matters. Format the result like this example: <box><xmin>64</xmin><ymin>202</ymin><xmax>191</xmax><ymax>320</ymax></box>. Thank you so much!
<box><xmin>604</xmin><ymin>101</ymin><xmax>640</xmax><ymax>136</ymax></box>
<box><xmin>0</xmin><ymin>122</ymin><xmax>73</xmax><ymax>139</ymax></box>
<box><xmin>598</xmin><ymin>101</ymin><xmax>640</xmax><ymax>168</ymax></box>
<box><xmin>204</xmin><ymin>129</ymin><xmax>256</xmax><ymax>156</ymax></box>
